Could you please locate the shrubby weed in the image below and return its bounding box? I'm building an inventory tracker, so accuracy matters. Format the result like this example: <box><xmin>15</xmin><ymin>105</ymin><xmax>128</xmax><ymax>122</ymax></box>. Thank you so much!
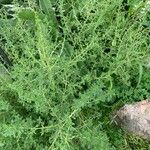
<box><xmin>0</xmin><ymin>0</ymin><xmax>150</xmax><ymax>149</ymax></box>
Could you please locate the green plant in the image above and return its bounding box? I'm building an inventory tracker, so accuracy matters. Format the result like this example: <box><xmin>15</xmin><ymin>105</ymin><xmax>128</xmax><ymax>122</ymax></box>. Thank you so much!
<box><xmin>0</xmin><ymin>0</ymin><xmax>150</xmax><ymax>149</ymax></box>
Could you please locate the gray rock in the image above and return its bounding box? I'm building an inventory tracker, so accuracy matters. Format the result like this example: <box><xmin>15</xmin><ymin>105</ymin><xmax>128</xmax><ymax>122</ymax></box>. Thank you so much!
<box><xmin>115</xmin><ymin>100</ymin><xmax>150</xmax><ymax>139</ymax></box>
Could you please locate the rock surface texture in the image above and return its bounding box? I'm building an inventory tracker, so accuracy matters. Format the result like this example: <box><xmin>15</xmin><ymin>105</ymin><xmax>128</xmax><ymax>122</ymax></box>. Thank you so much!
<box><xmin>115</xmin><ymin>100</ymin><xmax>150</xmax><ymax>139</ymax></box>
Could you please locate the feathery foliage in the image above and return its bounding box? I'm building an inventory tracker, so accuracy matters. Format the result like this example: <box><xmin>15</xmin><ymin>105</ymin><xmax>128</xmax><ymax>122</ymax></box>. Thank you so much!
<box><xmin>0</xmin><ymin>0</ymin><xmax>150</xmax><ymax>149</ymax></box>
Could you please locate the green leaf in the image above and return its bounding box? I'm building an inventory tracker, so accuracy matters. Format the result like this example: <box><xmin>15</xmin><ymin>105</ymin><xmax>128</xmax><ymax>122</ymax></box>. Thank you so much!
<box><xmin>38</xmin><ymin>0</ymin><xmax>58</xmax><ymax>28</ymax></box>
<box><xmin>136</xmin><ymin>63</ymin><xmax>143</xmax><ymax>87</ymax></box>
<box><xmin>18</xmin><ymin>9</ymin><xmax>35</xmax><ymax>21</ymax></box>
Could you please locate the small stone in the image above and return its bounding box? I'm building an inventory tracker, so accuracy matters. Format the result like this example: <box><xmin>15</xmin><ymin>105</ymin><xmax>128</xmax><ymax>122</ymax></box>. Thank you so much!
<box><xmin>115</xmin><ymin>100</ymin><xmax>150</xmax><ymax>139</ymax></box>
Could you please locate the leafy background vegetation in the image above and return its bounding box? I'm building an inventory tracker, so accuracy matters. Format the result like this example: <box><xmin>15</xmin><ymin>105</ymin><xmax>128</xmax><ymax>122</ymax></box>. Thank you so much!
<box><xmin>0</xmin><ymin>0</ymin><xmax>150</xmax><ymax>149</ymax></box>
